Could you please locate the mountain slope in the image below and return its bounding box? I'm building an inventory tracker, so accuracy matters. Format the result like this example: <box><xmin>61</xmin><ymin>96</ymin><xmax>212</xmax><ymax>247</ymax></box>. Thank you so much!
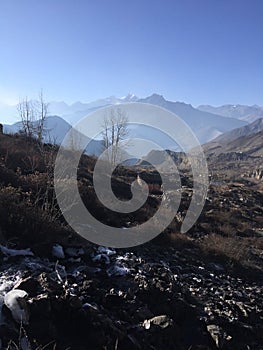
<box><xmin>201</xmin><ymin>118</ymin><xmax>263</xmax><ymax>164</ymax></box>
<box><xmin>3</xmin><ymin>116</ymin><xmax>72</xmax><ymax>144</ymax></box>
<box><xmin>203</xmin><ymin>130</ymin><xmax>263</xmax><ymax>158</ymax></box>
<box><xmin>3</xmin><ymin>116</ymin><xmax>103</xmax><ymax>156</ymax></box>
<box><xmin>212</xmin><ymin>118</ymin><xmax>263</xmax><ymax>144</ymax></box>
<box><xmin>198</xmin><ymin>104</ymin><xmax>263</xmax><ymax>123</ymax></box>
<box><xmin>139</xmin><ymin>118</ymin><xmax>263</xmax><ymax>170</ymax></box>
<box><xmin>138</xmin><ymin>94</ymin><xmax>247</xmax><ymax>144</ymax></box>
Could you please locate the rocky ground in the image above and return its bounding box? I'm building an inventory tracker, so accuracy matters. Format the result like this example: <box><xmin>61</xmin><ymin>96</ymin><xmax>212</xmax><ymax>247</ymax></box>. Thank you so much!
<box><xmin>0</xmin><ymin>241</ymin><xmax>262</xmax><ymax>350</ymax></box>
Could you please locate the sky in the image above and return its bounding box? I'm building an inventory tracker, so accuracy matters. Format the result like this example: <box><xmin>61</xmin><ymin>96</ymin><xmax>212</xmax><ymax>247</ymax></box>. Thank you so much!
<box><xmin>0</xmin><ymin>0</ymin><xmax>263</xmax><ymax>110</ymax></box>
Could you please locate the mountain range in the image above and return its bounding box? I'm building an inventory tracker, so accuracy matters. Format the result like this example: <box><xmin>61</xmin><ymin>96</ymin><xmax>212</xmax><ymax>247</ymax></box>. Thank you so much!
<box><xmin>48</xmin><ymin>93</ymin><xmax>248</xmax><ymax>143</ymax></box>
<box><xmin>47</xmin><ymin>94</ymin><xmax>139</xmax><ymax>124</ymax></box>
<box><xmin>198</xmin><ymin>104</ymin><xmax>263</xmax><ymax>123</ymax></box>
<box><xmin>2</xmin><ymin>94</ymin><xmax>263</xmax><ymax>156</ymax></box>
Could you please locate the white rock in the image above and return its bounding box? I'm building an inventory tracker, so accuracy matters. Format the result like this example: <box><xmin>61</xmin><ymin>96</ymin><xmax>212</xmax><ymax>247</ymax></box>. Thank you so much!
<box><xmin>4</xmin><ymin>289</ymin><xmax>29</xmax><ymax>324</ymax></box>
<box><xmin>143</xmin><ymin>319</ymin><xmax>151</xmax><ymax>329</ymax></box>
<box><xmin>0</xmin><ymin>245</ymin><xmax>33</xmax><ymax>257</ymax></box>
<box><xmin>97</xmin><ymin>246</ymin><xmax>116</xmax><ymax>256</ymax></box>
<box><xmin>52</xmin><ymin>244</ymin><xmax>65</xmax><ymax>259</ymax></box>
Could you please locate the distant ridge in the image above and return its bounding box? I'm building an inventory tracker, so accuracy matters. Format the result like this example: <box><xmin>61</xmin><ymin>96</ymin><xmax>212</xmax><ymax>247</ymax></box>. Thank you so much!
<box><xmin>212</xmin><ymin>118</ymin><xmax>263</xmax><ymax>143</ymax></box>
<box><xmin>3</xmin><ymin>115</ymin><xmax>103</xmax><ymax>156</ymax></box>
<box><xmin>198</xmin><ymin>104</ymin><xmax>263</xmax><ymax>123</ymax></box>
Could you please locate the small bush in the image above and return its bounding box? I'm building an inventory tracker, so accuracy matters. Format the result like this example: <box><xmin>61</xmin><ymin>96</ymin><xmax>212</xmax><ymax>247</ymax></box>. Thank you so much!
<box><xmin>199</xmin><ymin>233</ymin><xmax>251</xmax><ymax>265</ymax></box>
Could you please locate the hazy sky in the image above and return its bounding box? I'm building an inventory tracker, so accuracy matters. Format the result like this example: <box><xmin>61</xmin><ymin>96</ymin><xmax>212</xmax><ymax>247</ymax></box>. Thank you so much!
<box><xmin>0</xmin><ymin>0</ymin><xmax>262</xmax><ymax>106</ymax></box>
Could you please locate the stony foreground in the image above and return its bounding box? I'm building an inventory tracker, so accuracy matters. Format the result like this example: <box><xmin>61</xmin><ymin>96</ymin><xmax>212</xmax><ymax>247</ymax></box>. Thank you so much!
<box><xmin>0</xmin><ymin>242</ymin><xmax>262</xmax><ymax>350</ymax></box>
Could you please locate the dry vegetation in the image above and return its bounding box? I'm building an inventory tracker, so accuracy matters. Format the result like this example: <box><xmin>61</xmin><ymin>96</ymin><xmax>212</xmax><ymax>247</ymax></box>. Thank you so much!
<box><xmin>0</xmin><ymin>131</ymin><xmax>262</xmax><ymax>274</ymax></box>
<box><xmin>1</xmin><ymin>131</ymin><xmax>263</xmax><ymax>350</ymax></box>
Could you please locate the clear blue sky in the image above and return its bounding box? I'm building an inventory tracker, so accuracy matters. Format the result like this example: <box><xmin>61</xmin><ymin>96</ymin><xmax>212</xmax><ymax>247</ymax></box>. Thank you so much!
<box><xmin>0</xmin><ymin>0</ymin><xmax>262</xmax><ymax>106</ymax></box>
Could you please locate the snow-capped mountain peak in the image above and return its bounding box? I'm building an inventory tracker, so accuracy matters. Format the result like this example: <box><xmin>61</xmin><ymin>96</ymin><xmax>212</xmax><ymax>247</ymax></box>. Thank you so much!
<box><xmin>120</xmin><ymin>93</ymin><xmax>138</xmax><ymax>102</ymax></box>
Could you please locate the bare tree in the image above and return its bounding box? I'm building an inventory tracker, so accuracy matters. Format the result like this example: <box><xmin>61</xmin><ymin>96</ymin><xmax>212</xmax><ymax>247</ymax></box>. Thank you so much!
<box><xmin>17</xmin><ymin>90</ymin><xmax>49</xmax><ymax>143</ymax></box>
<box><xmin>36</xmin><ymin>90</ymin><xmax>49</xmax><ymax>143</ymax></box>
<box><xmin>17</xmin><ymin>97</ymin><xmax>35</xmax><ymax>138</ymax></box>
<box><xmin>102</xmin><ymin>108</ymin><xmax>129</xmax><ymax>166</ymax></box>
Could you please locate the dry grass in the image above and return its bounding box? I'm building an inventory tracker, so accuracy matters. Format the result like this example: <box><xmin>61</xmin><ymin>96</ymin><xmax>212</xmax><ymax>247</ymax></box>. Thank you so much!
<box><xmin>6</xmin><ymin>324</ymin><xmax>57</xmax><ymax>350</ymax></box>
<box><xmin>200</xmin><ymin>233</ymin><xmax>249</xmax><ymax>261</ymax></box>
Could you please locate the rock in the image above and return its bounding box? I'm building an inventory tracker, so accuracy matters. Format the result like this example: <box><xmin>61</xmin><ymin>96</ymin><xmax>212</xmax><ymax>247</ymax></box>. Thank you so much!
<box><xmin>143</xmin><ymin>315</ymin><xmax>173</xmax><ymax>330</ymax></box>
<box><xmin>0</xmin><ymin>226</ymin><xmax>5</xmax><ymax>244</ymax></box>
<box><xmin>207</xmin><ymin>263</ymin><xmax>225</xmax><ymax>273</ymax></box>
<box><xmin>97</xmin><ymin>246</ymin><xmax>116</xmax><ymax>256</ymax></box>
<box><xmin>20</xmin><ymin>335</ymin><xmax>31</xmax><ymax>350</ymax></box>
<box><xmin>52</xmin><ymin>244</ymin><xmax>65</xmax><ymax>259</ymax></box>
<box><xmin>0</xmin><ymin>295</ymin><xmax>5</xmax><ymax>325</ymax></box>
<box><xmin>4</xmin><ymin>289</ymin><xmax>29</xmax><ymax>324</ymax></box>
<box><xmin>0</xmin><ymin>239</ymin><xmax>262</xmax><ymax>349</ymax></box>
<box><xmin>135</xmin><ymin>306</ymin><xmax>154</xmax><ymax>321</ymax></box>
<box><xmin>0</xmin><ymin>245</ymin><xmax>34</xmax><ymax>257</ymax></box>
<box><xmin>27</xmin><ymin>294</ymin><xmax>55</xmax><ymax>343</ymax></box>
<box><xmin>207</xmin><ymin>324</ymin><xmax>221</xmax><ymax>347</ymax></box>
<box><xmin>104</xmin><ymin>293</ymin><xmax>123</xmax><ymax>308</ymax></box>
<box><xmin>107</xmin><ymin>263</ymin><xmax>130</xmax><ymax>277</ymax></box>
<box><xmin>37</xmin><ymin>272</ymin><xmax>62</xmax><ymax>294</ymax></box>
<box><xmin>235</xmin><ymin>301</ymin><xmax>248</xmax><ymax>317</ymax></box>
<box><xmin>65</xmin><ymin>247</ymin><xmax>84</xmax><ymax>257</ymax></box>
<box><xmin>92</xmin><ymin>253</ymin><xmax>110</xmax><ymax>265</ymax></box>
<box><xmin>13</xmin><ymin>277</ymin><xmax>40</xmax><ymax>296</ymax></box>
